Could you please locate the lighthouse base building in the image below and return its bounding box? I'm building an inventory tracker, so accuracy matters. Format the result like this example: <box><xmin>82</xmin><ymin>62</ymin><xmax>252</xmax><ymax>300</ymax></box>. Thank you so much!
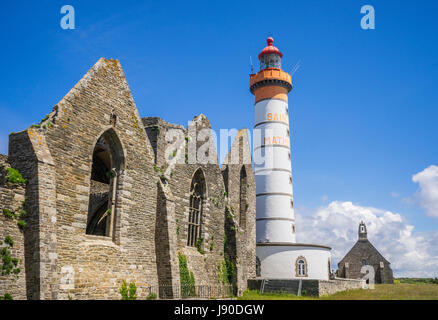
<box><xmin>257</xmin><ymin>243</ymin><xmax>332</xmax><ymax>280</ymax></box>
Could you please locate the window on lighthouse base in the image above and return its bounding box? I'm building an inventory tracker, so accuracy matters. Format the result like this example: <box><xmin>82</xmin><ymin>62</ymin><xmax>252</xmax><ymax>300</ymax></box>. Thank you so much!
<box><xmin>296</xmin><ymin>256</ymin><xmax>308</xmax><ymax>277</ymax></box>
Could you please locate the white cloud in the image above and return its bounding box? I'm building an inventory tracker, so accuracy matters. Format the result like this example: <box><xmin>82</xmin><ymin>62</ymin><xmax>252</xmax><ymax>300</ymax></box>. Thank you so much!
<box><xmin>295</xmin><ymin>201</ymin><xmax>438</xmax><ymax>277</ymax></box>
<box><xmin>412</xmin><ymin>165</ymin><xmax>438</xmax><ymax>218</ymax></box>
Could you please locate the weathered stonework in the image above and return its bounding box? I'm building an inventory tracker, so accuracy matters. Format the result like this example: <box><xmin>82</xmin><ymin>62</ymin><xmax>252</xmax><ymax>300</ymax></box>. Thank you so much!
<box><xmin>0</xmin><ymin>58</ymin><xmax>256</xmax><ymax>299</ymax></box>
<box><xmin>0</xmin><ymin>156</ymin><xmax>27</xmax><ymax>299</ymax></box>
<box><xmin>221</xmin><ymin>129</ymin><xmax>256</xmax><ymax>295</ymax></box>
<box><xmin>143</xmin><ymin>115</ymin><xmax>256</xmax><ymax>296</ymax></box>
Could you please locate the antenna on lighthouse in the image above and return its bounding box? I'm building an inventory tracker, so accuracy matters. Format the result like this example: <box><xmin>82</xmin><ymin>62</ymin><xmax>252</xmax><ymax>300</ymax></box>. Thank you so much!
<box><xmin>291</xmin><ymin>59</ymin><xmax>302</xmax><ymax>77</ymax></box>
<box><xmin>250</xmin><ymin>56</ymin><xmax>254</xmax><ymax>73</ymax></box>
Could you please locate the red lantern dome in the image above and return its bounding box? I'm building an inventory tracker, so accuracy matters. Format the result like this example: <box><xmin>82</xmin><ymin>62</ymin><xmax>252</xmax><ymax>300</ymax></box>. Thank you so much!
<box><xmin>258</xmin><ymin>37</ymin><xmax>283</xmax><ymax>59</ymax></box>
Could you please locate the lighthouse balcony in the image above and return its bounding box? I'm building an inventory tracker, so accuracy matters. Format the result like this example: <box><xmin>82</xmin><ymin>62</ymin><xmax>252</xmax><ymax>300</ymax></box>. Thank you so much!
<box><xmin>250</xmin><ymin>68</ymin><xmax>292</xmax><ymax>93</ymax></box>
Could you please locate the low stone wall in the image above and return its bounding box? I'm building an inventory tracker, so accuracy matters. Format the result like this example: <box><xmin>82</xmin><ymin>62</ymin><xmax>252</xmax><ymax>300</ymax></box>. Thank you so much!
<box><xmin>247</xmin><ymin>278</ymin><xmax>365</xmax><ymax>297</ymax></box>
<box><xmin>318</xmin><ymin>278</ymin><xmax>365</xmax><ymax>296</ymax></box>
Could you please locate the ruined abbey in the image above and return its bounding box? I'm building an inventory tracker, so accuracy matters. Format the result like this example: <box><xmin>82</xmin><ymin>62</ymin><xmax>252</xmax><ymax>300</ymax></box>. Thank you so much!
<box><xmin>0</xmin><ymin>58</ymin><xmax>256</xmax><ymax>299</ymax></box>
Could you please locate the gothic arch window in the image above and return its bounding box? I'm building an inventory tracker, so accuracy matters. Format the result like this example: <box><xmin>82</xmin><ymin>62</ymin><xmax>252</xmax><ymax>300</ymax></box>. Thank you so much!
<box><xmin>256</xmin><ymin>256</ymin><xmax>261</xmax><ymax>277</ymax></box>
<box><xmin>362</xmin><ymin>259</ymin><xmax>367</xmax><ymax>266</ymax></box>
<box><xmin>86</xmin><ymin>129</ymin><xmax>124</xmax><ymax>237</ymax></box>
<box><xmin>295</xmin><ymin>256</ymin><xmax>308</xmax><ymax>277</ymax></box>
<box><xmin>239</xmin><ymin>166</ymin><xmax>247</xmax><ymax>227</ymax></box>
<box><xmin>187</xmin><ymin>169</ymin><xmax>206</xmax><ymax>247</ymax></box>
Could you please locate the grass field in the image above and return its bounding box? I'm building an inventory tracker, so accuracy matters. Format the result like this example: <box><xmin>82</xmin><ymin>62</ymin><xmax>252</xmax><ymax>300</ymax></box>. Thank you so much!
<box><xmin>238</xmin><ymin>284</ymin><xmax>438</xmax><ymax>300</ymax></box>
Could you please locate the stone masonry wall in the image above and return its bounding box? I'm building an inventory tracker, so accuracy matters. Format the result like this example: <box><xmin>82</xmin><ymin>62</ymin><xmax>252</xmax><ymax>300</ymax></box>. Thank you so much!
<box><xmin>146</xmin><ymin>115</ymin><xmax>257</xmax><ymax>294</ymax></box>
<box><xmin>161</xmin><ymin>115</ymin><xmax>227</xmax><ymax>287</ymax></box>
<box><xmin>221</xmin><ymin>129</ymin><xmax>256</xmax><ymax>295</ymax></box>
<box><xmin>318</xmin><ymin>278</ymin><xmax>365</xmax><ymax>296</ymax></box>
<box><xmin>0</xmin><ymin>156</ymin><xmax>27</xmax><ymax>299</ymax></box>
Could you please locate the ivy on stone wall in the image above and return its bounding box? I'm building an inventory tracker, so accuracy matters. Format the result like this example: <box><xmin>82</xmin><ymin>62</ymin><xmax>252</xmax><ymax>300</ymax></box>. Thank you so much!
<box><xmin>1</xmin><ymin>236</ymin><xmax>21</xmax><ymax>276</ymax></box>
<box><xmin>217</xmin><ymin>258</ymin><xmax>236</xmax><ymax>285</ymax></box>
<box><xmin>209</xmin><ymin>236</ymin><xmax>214</xmax><ymax>252</ymax></box>
<box><xmin>217</xmin><ymin>259</ymin><xmax>229</xmax><ymax>284</ymax></box>
<box><xmin>0</xmin><ymin>293</ymin><xmax>13</xmax><ymax>300</ymax></box>
<box><xmin>221</xmin><ymin>208</ymin><xmax>238</xmax><ymax>292</ymax></box>
<box><xmin>151</xmin><ymin>125</ymin><xmax>160</xmax><ymax>135</ymax></box>
<box><xmin>209</xmin><ymin>197</ymin><xmax>219</xmax><ymax>208</ymax></box>
<box><xmin>2</xmin><ymin>205</ymin><xmax>27</xmax><ymax>232</ymax></box>
<box><xmin>2</xmin><ymin>208</ymin><xmax>15</xmax><ymax>219</ymax></box>
<box><xmin>5</xmin><ymin>168</ymin><xmax>27</xmax><ymax>185</ymax></box>
<box><xmin>196</xmin><ymin>237</ymin><xmax>205</xmax><ymax>254</ymax></box>
<box><xmin>178</xmin><ymin>253</ymin><xmax>195</xmax><ymax>298</ymax></box>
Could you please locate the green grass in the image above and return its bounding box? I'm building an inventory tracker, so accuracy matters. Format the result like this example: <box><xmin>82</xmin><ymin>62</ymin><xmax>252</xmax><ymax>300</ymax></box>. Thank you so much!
<box><xmin>396</xmin><ymin>278</ymin><xmax>438</xmax><ymax>285</ymax></box>
<box><xmin>238</xmin><ymin>290</ymin><xmax>317</xmax><ymax>300</ymax></box>
<box><xmin>239</xmin><ymin>284</ymin><xmax>438</xmax><ymax>300</ymax></box>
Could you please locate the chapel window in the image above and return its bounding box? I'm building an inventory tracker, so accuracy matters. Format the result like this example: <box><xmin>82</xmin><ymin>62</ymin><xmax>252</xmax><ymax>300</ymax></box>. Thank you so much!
<box><xmin>187</xmin><ymin>169</ymin><xmax>206</xmax><ymax>247</ymax></box>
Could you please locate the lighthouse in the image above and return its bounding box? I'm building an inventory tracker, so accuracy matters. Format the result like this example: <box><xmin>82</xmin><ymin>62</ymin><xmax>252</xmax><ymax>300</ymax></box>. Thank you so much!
<box><xmin>251</xmin><ymin>37</ymin><xmax>295</xmax><ymax>244</ymax></box>
<box><xmin>251</xmin><ymin>37</ymin><xmax>332</xmax><ymax>280</ymax></box>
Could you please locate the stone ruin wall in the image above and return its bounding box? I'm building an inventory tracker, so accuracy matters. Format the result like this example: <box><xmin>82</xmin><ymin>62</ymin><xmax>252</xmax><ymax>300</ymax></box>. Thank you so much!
<box><xmin>0</xmin><ymin>155</ymin><xmax>27</xmax><ymax>299</ymax></box>
<box><xmin>0</xmin><ymin>58</ymin><xmax>257</xmax><ymax>299</ymax></box>
<box><xmin>7</xmin><ymin>58</ymin><xmax>160</xmax><ymax>299</ymax></box>
<box><xmin>221</xmin><ymin>129</ymin><xmax>256</xmax><ymax>295</ymax></box>
<box><xmin>144</xmin><ymin>116</ymin><xmax>256</xmax><ymax>295</ymax></box>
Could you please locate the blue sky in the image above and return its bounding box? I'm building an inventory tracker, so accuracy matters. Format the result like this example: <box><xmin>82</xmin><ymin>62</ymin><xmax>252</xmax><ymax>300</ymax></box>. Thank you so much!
<box><xmin>1</xmin><ymin>1</ymin><xmax>438</xmax><ymax>275</ymax></box>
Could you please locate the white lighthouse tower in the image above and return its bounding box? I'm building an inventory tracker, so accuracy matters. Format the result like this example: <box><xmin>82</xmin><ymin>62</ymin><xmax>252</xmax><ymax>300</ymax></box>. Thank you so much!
<box><xmin>251</xmin><ymin>37</ymin><xmax>295</xmax><ymax>244</ymax></box>
<box><xmin>251</xmin><ymin>37</ymin><xmax>332</xmax><ymax>280</ymax></box>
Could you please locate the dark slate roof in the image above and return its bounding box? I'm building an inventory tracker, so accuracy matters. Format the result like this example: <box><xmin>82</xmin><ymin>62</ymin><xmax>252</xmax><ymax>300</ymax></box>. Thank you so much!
<box><xmin>338</xmin><ymin>239</ymin><xmax>390</xmax><ymax>265</ymax></box>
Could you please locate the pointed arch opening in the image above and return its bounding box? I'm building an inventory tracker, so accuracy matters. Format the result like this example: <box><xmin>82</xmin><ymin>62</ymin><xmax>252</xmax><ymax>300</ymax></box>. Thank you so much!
<box><xmin>86</xmin><ymin>129</ymin><xmax>124</xmax><ymax>237</ymax></box>
<box><xmin>239</xmin><ymin>166</ymin><xmax>247</xmax><ymax>227</ymax></box>
<box><xmin>187</xmin><ymin>168</ymin><xmax>206</xmax><ymax>247</ymax></box>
